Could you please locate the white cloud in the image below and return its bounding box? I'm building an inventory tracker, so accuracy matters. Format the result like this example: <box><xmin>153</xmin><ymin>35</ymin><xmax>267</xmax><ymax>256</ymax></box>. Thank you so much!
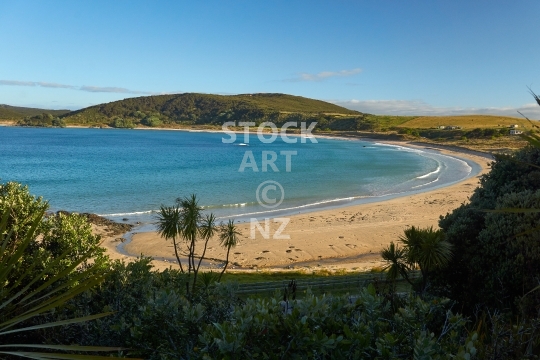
<box><xmin>287</xmin><ymin>68</ymin><xmax>362</xmax><ymax>82</ymax></box>
<box><xmin>332</xmin><ymin>99</ymin><xmax>540</xmax><ymax>119</ymax></box>
<box><xmin>0</xmin><ymin>79</ymin><xmax>159</xmax><ymax>95</ymax></box>
<box><xmin>79</xmin><ymin>85</ymin><xmax>154</xmax><ymax>94</ymax></box>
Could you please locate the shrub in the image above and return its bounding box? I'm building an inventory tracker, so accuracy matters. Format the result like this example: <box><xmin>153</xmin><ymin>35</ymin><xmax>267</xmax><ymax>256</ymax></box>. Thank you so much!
<box><xmin>432</xmin><ymin>146</ymin><xmax>540</xmax><ymax>314</ymax></box>
<box><xmin>141</xmin><ymin>115</ymin><xmax>163</xmax><ymax>127</ymax></box>
<box><xmin>111</xmin><ymin>118</ymin><xmax>135</xmax><ymax>128</ymax></box>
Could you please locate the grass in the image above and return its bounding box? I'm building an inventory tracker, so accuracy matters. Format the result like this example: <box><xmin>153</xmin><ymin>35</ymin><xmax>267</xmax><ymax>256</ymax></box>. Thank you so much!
<box><xmin>364</xmin><ymin>114</ymin><xmax>417</xmax><ymax>128</ymax></box>
<box><xmin>221</xmin><ymin>270</ymin><xmax>417</xmax><ymax>298</ymax></box>
<box><xmin>397</xmin><ymin>115</ymin><xmax>529</xmax><ymax>129</ymax></box>
<box><xmin>220</xmin><ymin>269</ymin><xmax>361</xmax><ymax>284</ymax></box>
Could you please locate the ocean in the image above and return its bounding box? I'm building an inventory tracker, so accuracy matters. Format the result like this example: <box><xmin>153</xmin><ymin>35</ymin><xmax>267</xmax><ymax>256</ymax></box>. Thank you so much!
<box><xmin>0</xmin><ymin>126</ymin><xmax>477</xmax><ymax>225</ymax></box>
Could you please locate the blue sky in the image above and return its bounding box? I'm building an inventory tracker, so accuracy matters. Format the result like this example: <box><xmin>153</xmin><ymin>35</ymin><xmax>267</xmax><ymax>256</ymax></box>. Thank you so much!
<box><xmin>1</xmin><ymin>1</ymin><xmax>539</xmax><ymax>117</ymax></box>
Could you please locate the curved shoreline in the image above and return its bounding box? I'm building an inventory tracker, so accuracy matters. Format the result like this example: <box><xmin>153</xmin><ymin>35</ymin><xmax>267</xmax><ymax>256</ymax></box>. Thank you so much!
<box><xmin>101</xmin><ymin>136</ymin><xmax>484</xmax><ymax>225</ymax></box>
<box><xmin>104</xmin><ymin>139</ymin><xmax>492</xmax><ymax>272</ymax></box>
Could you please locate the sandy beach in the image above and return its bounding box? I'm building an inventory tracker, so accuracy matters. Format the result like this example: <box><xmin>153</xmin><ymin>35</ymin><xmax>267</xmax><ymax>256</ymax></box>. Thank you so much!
<box><xmin>98</xmin><ymin>140</ymin><xmax>492</xmax><ymax>273</ymax></box>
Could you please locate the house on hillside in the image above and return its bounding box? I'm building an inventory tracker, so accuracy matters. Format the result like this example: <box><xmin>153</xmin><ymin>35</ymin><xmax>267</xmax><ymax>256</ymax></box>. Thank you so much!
<box><xmin>510</xmin><ymin>124</ymin><xmax>519</xmax><ymax>128</ymax></box>
<box><xmin>510</xmin><ymin>129</ymin><xmax>523</xmax><ymax>135</ymax></box>
<box><xmin>437</xmin><ymin>125</ymin><xmax>461</xmax><ymax>130</ymax></box>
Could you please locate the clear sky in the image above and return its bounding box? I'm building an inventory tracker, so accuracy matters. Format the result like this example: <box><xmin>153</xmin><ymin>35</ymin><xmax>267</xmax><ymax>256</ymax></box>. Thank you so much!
<box><xmin>1</xmin><ymin>0</ymin><xmax>539</xmax><ymax>117</ymax></box>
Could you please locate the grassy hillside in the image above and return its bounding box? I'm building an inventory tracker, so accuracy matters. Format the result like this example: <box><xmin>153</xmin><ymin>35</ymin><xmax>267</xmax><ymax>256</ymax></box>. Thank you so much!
<box><xmin>397</xmin><ymin>114</ymin><xmax>527</xmax><ymax>129</ymax></box>
<box><xmin>61</xmin><ymin>93</ymin><xmax>361</xmax><ymax>128</ymax></box>
<box><xmin>0</xmin><ymin>104</ymin><xmax>70</xmax><ymax>120</ymax></box>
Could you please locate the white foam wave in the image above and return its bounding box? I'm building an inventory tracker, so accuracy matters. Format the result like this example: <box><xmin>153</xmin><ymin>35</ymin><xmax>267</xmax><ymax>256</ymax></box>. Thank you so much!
<box><xmin>412</xmin><ymin>177</ymin><xmax>440</xmax><ymax>189</ymax></box>
<box><xmin>373</xmin><ymin>142</ymin><xmax>424</xmax><ymax>153</ymax></box>
<box><xmin>416</xmin><ymin>165</ymin><xmax>441</xmax><ymax>179</ymax></box>
<box><xmin>99</xmin><ymin>210</ymin><xmax>155</xmax><ymax>217</ymax></box>
<box><xmin>431</xmin><ymin>153</ymin><xmax>472</xmax><ymax>175</ymax></box>
<box><xmin>216</xmin><ymin>196</ymin><xmax>360</xmax><ymax>219</ymax></box>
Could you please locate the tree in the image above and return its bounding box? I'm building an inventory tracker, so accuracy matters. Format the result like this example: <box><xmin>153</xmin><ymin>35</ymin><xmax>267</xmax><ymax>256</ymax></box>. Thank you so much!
<box><xmin>155</xmin><ymin>204</ymin><xmax>185</xmax><ymax>273</ymax></box>
<box><xmin>156</xmin><ymin>195</ymin><xmax>219</xmax><ymax>294</ymax></box>
<box><xmin>381</xmin><ymin>226</ymin><xmax>452</xmax><ymax>294</ymax></box>
<box><xmin>141</xmin><ymin>115</ymin><xmax>162</xmax><ymax>127</ymax></box>
<box><xmin>218</xmin><ymin>219</ymin><xmax>241</xmax><ymax>282</ymax></box>
<box><xmin>381</xmin><ymin>242</ymin><xmax>409</xmax><ymax>287</ymax></box>
<box><xmin>193</xmin><ymin>213</ymin><xmax>217</xmax><ymax>292</ymax></box>
<box><xmin>400</xmin><ymin>226</ymin><xmax>452</xmax><ymax>292</ymax></box>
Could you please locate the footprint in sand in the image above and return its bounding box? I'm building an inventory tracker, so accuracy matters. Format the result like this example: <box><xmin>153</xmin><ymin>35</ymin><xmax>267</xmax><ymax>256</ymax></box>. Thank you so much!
<box><xmin>286</xmin><ymin>250</ymin><xmax>292</xmax><ymax>253</ymax></box>
<box><xmin>255</xmin><ymin>257</ymin><xmax>266</xmax><ymax>260</ymax></box>
<box><xmin>295</xmin><ymin>249</ymin><xmax>302</xmax><ymax>252</ymax></box>
<box><xmin>234</xmin><ymin>252</ymin><xmax>242</xmax><ymax>255</ymax></box>
<box><xmin>289</xmin><ymin>246</ymin><xmax>295</xmax><ymax>248</ymax></box>
<box><xmin>346</xmin><ymin>244</ymin><xmax>357</xmax><ymax>249</ymax></box>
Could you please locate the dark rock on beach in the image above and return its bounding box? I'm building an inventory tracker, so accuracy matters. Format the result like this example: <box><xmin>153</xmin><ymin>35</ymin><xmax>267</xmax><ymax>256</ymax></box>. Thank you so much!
<box><xmin>55</xmin><ymin>210</ymin><xmax>133</xmax><ymax>236</ymax></box>
<box><xmin>82</xmin><ymin>213</ymin><xmax>133</xmax><ymax>235</ymax></box>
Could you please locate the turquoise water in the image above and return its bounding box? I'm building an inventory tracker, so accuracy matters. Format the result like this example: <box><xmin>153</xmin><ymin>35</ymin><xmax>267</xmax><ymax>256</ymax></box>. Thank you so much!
<box><xmin>0</xmin><ymin>127</ymin><xmax>475</xmax><ymax>224</ymax></box>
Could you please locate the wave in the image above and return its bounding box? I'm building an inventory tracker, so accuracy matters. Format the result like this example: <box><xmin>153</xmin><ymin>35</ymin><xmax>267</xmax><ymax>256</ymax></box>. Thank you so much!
<box><xmin>98</xmin><ymin>210</ymin><xmax>155</xmax><ymax>217</ymax></box>
<box><xmin>416</xmin><ymin>165</ymin><xmax>441</xmax><ymax>179</ymax></box>
<box><xmin>373</xmin><ymin>142</ymin><xmax>424</xmax><ymax>153</ymax></box>
<box><xmin>216</xmin><ymin>196</ymin><xmax>362</xmax><ymax>219</ymax></box>
<box><xmin>412</xmin><ymin>176</ymin><xmax>440</xmax><ymax>189</ymax></box>
<box><xmin>203</xmin><ymin>202</ymin><xmax>250</xmax><ymax>209</ymax></box>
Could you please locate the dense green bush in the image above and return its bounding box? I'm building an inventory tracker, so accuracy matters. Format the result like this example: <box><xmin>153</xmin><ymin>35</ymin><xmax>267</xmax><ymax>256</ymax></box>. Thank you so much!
<box><xmin>0</xmin><ymin>182</ymin><xmax>119</xmax><ymax>358</ymax></box>
<box><xmin>111</xmin><ymin>117</ymin><xmax>135</xmax><ymax>128</ymax></box>
<box><xmin>0</xmin><ymin>182</ymin><xmax>107</xmax><ymax>286</ymax></box>
<box><xmin>49</xmin><ymin>259</ymin><xmax>478</xmax><ymax>359</ymax></box>
<box><xmin>17</xmin><ymin>112</ymin><xmax>66</xmax><ymax>127</ymax></box>
<box><xmin>50</xmin><ymin>257</ymin><xmax>242</xmax><ymax>359</ymax></box>
<box><xmin>200</xmin><ymin>287</ymin><xmax>476</xmax><ymax>359</ymax></box>
<box><xmin>433</xmin><ymin>146</ymin><xmax>540</xmax><ymax>314</ymax></box>
<box><xmin>141</xmin><ymin>115</ymin><xmax>163</xmax><ymax>127</ymax></box>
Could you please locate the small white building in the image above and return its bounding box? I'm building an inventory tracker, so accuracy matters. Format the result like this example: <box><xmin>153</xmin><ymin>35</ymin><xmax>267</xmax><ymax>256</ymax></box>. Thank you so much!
<box><xmin>510</xmin><ymin>124</ymin><xmax>519</xmax><ymax>128</ymax></box>
<box><xmin>510</xmin><ymin>129</ymin><xmax>523</xmax><ymax>135</ymax></box>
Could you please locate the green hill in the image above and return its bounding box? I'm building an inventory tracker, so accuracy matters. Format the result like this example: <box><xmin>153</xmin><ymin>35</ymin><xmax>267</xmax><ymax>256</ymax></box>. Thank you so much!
<box><xmin>61</xmin><ymin>93</ymin><xmax>362</xmax><ymax>128</ymax></box>
<box><xmin>0</xmin><ymin>104</ymin><xmax>70</xmax><ymax>120</ymax></box>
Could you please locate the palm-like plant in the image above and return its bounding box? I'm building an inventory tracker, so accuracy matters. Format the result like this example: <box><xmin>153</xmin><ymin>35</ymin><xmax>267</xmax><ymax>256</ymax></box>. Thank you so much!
<box><xmin>156</xmin><ymin>195</ymin><xmax>219</xmax><ymax>294</ymax></box>
<box><xmin>381</xmin><ymin>242</ymin><xmax>409</xmax><ymax>284</ymax></box>
<box><xmin>193</xmin><ymin>213</ymin><xmax>217</xmax><ymax>292</ymax></box>
<box><xmin>0</xmin><ymin>206</ymin><xmax>129</xmax><ymax>359</ymax></box>
<box><xmin>155</xmin><ymin>204</ymin><xmax>184</xmax><ymax>273</ymax></box>
<box><xmin>382</xmin><ymin>226</ymin><xmax>452</xmax><ymax>293</ymax></box>
<box><xmin>178</xmin><ymin>194</ymin><xmax>202</xmax><ymax>276</ymax></box>
<box><xmin>401</xmin><ymin>226</ymin><xmax>452</xmax><ymax>292</ymax></box>
<box><xmin>218</xmin><ymin>219</ymin><xmax>241</xmax><ymax>282</ymax></box>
